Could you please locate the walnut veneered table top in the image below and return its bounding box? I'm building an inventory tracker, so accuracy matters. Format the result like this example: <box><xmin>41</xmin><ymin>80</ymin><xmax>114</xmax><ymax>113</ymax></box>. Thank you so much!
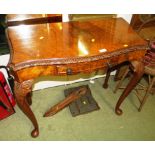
<box><xmin>7</xmin><ymin>17</ymin><xmax>146</xmax><ymax>66</ymax></box>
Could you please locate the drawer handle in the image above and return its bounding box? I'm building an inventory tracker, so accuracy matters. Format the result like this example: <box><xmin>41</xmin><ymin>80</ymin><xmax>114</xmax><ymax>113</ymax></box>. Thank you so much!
<box><xmin>66</xmin><ymin>68</ymin><xmax>73</xmax><ymax>75</ymax></box>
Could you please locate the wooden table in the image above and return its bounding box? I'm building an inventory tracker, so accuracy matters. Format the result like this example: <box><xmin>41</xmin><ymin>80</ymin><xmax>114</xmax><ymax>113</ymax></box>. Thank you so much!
<box><xmin>6</xmin><ymin>17</ymin><xmax>147</xmax><ymax>137</ymax></box>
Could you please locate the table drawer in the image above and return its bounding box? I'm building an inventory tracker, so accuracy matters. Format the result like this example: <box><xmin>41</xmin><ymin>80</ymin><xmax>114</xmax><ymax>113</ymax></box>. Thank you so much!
<box><xmin>56</xmin><ymin>60</ymin><xmax>107</xmax><ymax>75</ymax></box>
<box><xmin>56</xmin><ymin>63</ymin><xmax>89</xmax><ymax>75</ymax></box>
<box><xmin>16</xmin><ymin>66</ymin><xmax>57</xmax><ymax>82</ymax></box>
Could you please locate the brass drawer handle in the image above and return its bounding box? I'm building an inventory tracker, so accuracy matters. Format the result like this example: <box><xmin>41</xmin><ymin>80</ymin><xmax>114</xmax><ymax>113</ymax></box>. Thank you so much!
<box><xmin>66</xmin><ymin>68</ymin><xmax>73</xmax><ymax>75</ymax></box>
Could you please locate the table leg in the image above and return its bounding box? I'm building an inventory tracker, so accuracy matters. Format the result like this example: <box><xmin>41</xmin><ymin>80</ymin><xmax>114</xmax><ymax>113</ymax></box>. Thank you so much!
<box><xmin>115</xmin><ymin>61</ymin><xmax>144</xmax><ymax>115</ymax></box>
<box><xmin>103</xmin><ymin>64</ymin><xmax>125</xmax><ymax>89</ymax></box>
<box><xmin>114</xmin><ymin>68</ymin><xmax>121</xmax><ymax>81</ymax></box>
<box><xmin>26</xmin><ymin>92</ymin><xmax>32</xmax><ymax>106</ymax></box>
<box><xmin>14</xmin><ymin>80</ymin><xmax>39</xmax><ymax>138</ymax></box>
<box><xmin>103</xmin><ymin>68</ymin><xmax>112</xmax><ymax>88</ymax></box>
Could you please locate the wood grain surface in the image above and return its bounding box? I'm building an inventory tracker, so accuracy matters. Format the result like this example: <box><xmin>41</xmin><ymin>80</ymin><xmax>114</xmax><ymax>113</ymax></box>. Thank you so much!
<box><xmin>7</xmin><ymin>18</ymin><xmax>147</xmax><ymax>82</ymax></box>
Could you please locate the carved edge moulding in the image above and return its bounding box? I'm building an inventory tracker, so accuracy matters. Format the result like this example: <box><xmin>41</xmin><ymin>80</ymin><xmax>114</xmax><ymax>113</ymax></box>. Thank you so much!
<box><xmin>8</xmin><ymin>45</ymin><xmax>148</xmax><ymax>71</ymax></box>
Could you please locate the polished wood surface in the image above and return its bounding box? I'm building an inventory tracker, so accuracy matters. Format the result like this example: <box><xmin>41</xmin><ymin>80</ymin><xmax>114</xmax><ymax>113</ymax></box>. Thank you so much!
<box><xmin>8</xmin><ymin>17</ymin><xmax>145</xmax><ymax>64</ymax></box>
<box><xmin>6</xmin><ymin>14</ymin><xmax>62</xmax><ymax>26</ymax></box>
<box><xmin>7</xmin><ymin>18</ymin><xmax>147</xmax><ymax>82</ymax></box>
<box><xmin>6</xmin><ymin>17</ymin><xmax>148</xmax><ymax>138</ymax></box>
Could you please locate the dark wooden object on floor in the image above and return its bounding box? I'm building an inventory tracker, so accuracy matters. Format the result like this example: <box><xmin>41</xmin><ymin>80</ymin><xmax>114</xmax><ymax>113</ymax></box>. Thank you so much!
<box><xmin>6</xmin><ymin>17</ymin><xmax>147</xmax><ymax>137</ymax></box>
<box><xmin>44</xmin><ymin>87</ymin><xmax>87</xmax><ymax>117</ymax></box>
<box><xmin>64</xmin><ymin>85</ymin><xmax>100</xmax><ymax>117</ymax></box>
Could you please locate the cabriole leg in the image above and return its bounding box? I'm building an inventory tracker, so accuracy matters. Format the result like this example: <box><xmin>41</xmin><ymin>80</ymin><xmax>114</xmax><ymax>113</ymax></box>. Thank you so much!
<box><xmin>115</xmin><ymin>61</ymin><xmax>144</xmax><ymax>115</ymax></box>
<box><xmin>14</xmin><ymin>80</ymin><xmax>39</xmax><ymax>138</ymax></box>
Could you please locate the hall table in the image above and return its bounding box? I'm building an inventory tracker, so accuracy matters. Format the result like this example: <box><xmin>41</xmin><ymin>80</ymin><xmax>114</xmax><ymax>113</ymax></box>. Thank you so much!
<box><xmin>6</xmin><ymin>17</ymin><xmax>148</xmax><ymax>137</ymax></box>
